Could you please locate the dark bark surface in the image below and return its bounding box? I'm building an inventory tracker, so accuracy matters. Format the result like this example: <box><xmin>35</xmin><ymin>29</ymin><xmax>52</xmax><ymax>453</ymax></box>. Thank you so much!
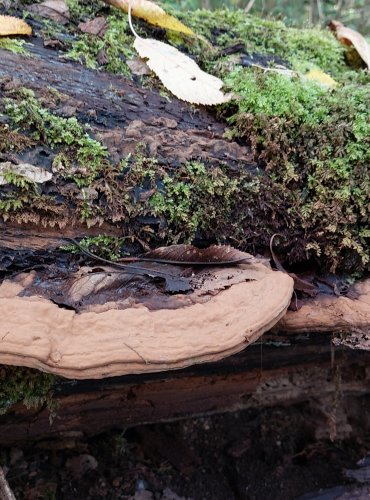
<box><xmin>1</xmin><ymin>331</ymin><xmax>370</xmax><ymax>445</ymax></box>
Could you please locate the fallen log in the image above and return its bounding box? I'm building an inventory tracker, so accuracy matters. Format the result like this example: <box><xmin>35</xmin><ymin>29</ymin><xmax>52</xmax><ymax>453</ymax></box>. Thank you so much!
<box><xmin>0</xmin><ymin>2</ymin><xmax>369</xmax><ymax>444</ymax></box>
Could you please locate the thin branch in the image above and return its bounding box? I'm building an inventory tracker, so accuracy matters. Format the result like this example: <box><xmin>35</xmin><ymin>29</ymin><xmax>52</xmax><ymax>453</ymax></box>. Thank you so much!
<box><xmin>0</xmin><ymin>467</ymin><xmax>16</xmax><ymax>500</ymax></box>
<box><xmin>244</xmin><ymin>0</ymin><xmax>256</xmax><ymax>14</ymax></box>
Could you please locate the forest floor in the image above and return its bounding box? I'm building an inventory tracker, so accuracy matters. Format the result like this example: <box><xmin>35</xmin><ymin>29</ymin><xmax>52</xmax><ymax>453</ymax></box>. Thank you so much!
<box><xmin>2</xmin><ymin>401</ymin><xmax>370</xmax><ymax>500</ymax></box>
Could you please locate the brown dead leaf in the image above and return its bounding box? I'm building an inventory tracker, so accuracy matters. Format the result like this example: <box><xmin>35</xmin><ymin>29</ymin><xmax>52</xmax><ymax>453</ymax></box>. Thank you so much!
<box><xmin>0</xmin><ymin>162</ymin><xmax>53</xmax><ymax>185</ymax></box>
<box><xmin>103</xmin><ymin>0</ymin><xmax>194</xmax><ymax>35</ymax></box>
<box><xmin>21</xmin><ymin>261</ymin><xmax>261</xmax><ymax>312</ymax></box>
<box><xmin>127</xmin><ymin>57</ymin><xmax>151</xmax><ymax>75</ymax></box>
<box><xmin>0</xmin><ymin>15</ymin><xmax>32</xmax><ymax>36</ymax></box>
<box><xmin>137</xmin><ymin>244</ymin><xmax>253</xmax><ymax>265</ymax></box>
<box><xmin>329</xmin><ymin>20</ymin><xmax>370</xmax><ymax>69</ymax></box>
<box><xmin>134</xmin><ymin>37</ymin><xmax>231</xmax><ymax>105</ymax></box>
<box><xmin>28</xmin><ymin>0</ymin><xmax>70</xmax><ymax>25</ymax></box>
<box><xmin>78</xmin><ymin>16</ymin><xmax>108</xmax><ymax>37</ymax></box>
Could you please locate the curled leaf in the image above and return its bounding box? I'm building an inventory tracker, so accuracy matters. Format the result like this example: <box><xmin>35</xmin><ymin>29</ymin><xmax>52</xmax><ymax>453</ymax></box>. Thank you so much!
<box><xmin>134</xmin><ymin>37</ymin><xmax>231</xmax><ymax>105</ymax></box>
<box><xmin>103</xmin><ymin>0</ymin><xmax>194</xmax><ymax>35</ymax></box>
<box><xmin>329</xmin><ymin>20</ymin><xmax>370</xmax><ymax>69</ymax></box>
<box><xmin>0</xmin><ymin>15</ymin><xmax>32</xmax><ymax>36</ymax></box>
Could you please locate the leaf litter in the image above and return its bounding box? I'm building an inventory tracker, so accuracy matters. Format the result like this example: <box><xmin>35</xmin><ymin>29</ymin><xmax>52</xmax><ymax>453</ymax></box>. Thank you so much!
<box><xmin>19</xmin><ymin>243</ymin><xmax>258</xmax><ymax>312</ymax></box>
<box><xmin>126</xmin><ymin>0</ymin><xmax>231</xmax><ymax>105</ymax></box>
<box><xmin>102</xmin><ymin>0</ymin><xmax>194</xmax><ymax>36</ymax></box>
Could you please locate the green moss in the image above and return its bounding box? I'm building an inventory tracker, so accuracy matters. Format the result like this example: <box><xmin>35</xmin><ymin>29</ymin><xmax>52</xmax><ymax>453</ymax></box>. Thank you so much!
<box><xmin>150</xmin><ymin>162</ymin><xmax>242</xmax><ymax>243</ymax></box>
<box><xmin>0</xmin><ymin>365</ymin><xmax>55</xmax><ymax>415</ymax></box>
<box><xmin>223</xmin><ymin>68</ymin><xmax>370</xmax><ymax>271</ymax></box>
<box><xmin>66</xmin><ymin>0</ymin><xmax>106</xmax><ymax>21</ymax></box>
<box><xmin>178</xmin><ymin>9</ymin><xmax>347</xmax><ymax>76</ymax></box>
<box><xmin>4</xmin><ymin>88</ymin><xmax>108</xmax><ymax>186</ymax></box>
<box><xmin>65</xmin><ymin>235</ymin><xmax>127</xmax><ymax>260</ymax></box>
<box><xmin>65</xmin><ymin>12</ymin><xmax>135</xmax><ymax>76</ymax></box>
<box><xmin>0</xmin><ymin>37</ymin><xmax>30</xmax><ymax>56</ymax></box>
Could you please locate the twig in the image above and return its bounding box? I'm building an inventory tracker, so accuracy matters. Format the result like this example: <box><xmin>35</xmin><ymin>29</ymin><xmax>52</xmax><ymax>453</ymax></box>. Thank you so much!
<box><xmin>244</xmin><ymin>0</ymin><xmax>256</xmax><ymax>14</ymax></box>
<box><xmin>0</xmin><ymin>467</ymin><xmax>16</xmax><ymax>500</ymax></box>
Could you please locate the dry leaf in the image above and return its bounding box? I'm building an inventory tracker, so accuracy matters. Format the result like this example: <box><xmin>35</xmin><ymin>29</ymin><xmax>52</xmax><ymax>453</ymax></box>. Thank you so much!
<box><xmin>305</xmin><ymin>68</ymin><xmax>338</xmax><ymax>88</ymax></box>
<box><xmin>78</xmin><ymin>16</ymin><xmax>109</xmax><ymax>37</ymax></box>
<box><xmin>127</xmin><ymin>57</ymin><xmax>151</xmax><ymax>75</ymax></box>
<box><xmin>139</xmin><ymin>244</ymin><xmax>253</xmax><ymax>265</ymax></box>
<box><xmin>0</xmin><ymin>162</ymin><xmax>53</xmax><ymax>185</ymax></box>
<box><xmin>28</xmin><ymin>0</ymin><xmax>70</xmax><ymax>25</ymax></box>
<box><xmin>329</xmin><ymin>20</ymin><xmax>370</xmax><ymax>69</ymax></box>
<box><xmin>103</xmin><ymin>0</ymin><xmax>194</xmax><ymax>35</ymax></box>
<box><xmin>0</xmin><ymin>15</ymin><xmax>32</xmax><ymax>36</ymax></box>
<box><xmin>134</xmin><ymin>37</ymin><xmax>231</xmax><ymax>105</ymax></box>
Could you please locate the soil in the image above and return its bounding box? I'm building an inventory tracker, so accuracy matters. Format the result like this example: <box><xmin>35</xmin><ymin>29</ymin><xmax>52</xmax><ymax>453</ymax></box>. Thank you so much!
<box><xmin>2</xmin><ymin>401</ymin><xmax>370</xmax><ymax>500</ymax></box>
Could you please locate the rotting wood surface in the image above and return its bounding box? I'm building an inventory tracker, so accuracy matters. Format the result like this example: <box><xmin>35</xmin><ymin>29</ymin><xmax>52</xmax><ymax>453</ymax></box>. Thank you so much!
<box><xmin>0</xmin><ymin>332</ymin><xmax>370</xmax><ymax>445</ymax></box>
<box><xmin>0</xmin><ymin>43</ymin><xmax>254</xmax><ymax>171</ymax></box>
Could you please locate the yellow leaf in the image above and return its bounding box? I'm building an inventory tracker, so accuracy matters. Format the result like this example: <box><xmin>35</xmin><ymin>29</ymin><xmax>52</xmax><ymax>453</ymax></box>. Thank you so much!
<box><xmin>0</xmin><ymin>15</ymin><xmax>32</xmax><ymax>36</ymax></box>
<box><xmin>305</xmin><ymin>68</ymin><xmax>338</xmax><ymax>88</ymax></box>
<box><xmin>103</xmin><ymin>0</ymin><xmax>194</xmax><ymax>36</ymax></box>
<box><xmin>134</xmin><ymin>36</ymin><xmax>230</xmax><ymax>105</ymax></box>
<box><xmin>329</xmin><ymin>20</ymin><xmax>370</xmax><ymax>69</ymax></box>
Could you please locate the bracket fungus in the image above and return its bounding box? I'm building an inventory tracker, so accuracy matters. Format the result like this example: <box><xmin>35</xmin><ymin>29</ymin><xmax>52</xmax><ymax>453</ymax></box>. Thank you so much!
<box><xmin>0</xmin><ymin>262</ymin><xmax>293</xmax><ymax>379</ymax></box>
<box><xmin>276</xmin><ymin>278</ymin><xmax>370</xmax><ymax>342</ymax></box>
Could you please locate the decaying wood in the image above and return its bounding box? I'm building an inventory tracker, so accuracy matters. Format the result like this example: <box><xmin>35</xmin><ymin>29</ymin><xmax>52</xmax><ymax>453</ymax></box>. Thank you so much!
<box><xmin>0</xmin><ymin>44</ymin><xmax>253</xmax><ymax>172</ymax></box>
<box><xmin>0</xmin><ymin>331</ymin><xmax>369</xmax><ymax>445</ymax></box>
<box><xmin>1</xmin><ymin>16</ymin><xmax>370</xmax><ymax>445</ymax></box>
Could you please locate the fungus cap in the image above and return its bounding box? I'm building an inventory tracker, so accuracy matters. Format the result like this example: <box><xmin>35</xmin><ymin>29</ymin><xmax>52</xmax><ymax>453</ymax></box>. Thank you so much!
<box><xmin>0</xmin><ymin>263</ymin><xmax>293</xmax><ymax>379</ymax></box>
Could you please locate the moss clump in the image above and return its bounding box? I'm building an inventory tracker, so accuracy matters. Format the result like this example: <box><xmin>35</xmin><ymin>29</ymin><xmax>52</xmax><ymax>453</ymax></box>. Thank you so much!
<box><xmin>0</xmin><ymin>37</ymin><xmax>30</xmax><ymax>56</ymax></box>
<box><xmin>150</xmin><ymin>161</ymin><xmax>243</xmax><ymax>243</ymax></box>
<box><xmin>177</xmin><ymin>9</ymin><xmax>347</xmax><ymax>76</ymax></box>
<box><xmin>65</xmin><ymin>235</ymin><xmax>127</xmax><ymax>260</ymax></box>
<box><xmin>3</xmin><ymin>88</ymin><xmax>108</xmax><ymax>186</ymax></box>
<box><xmin>0</xmin><ymin>124</ymin><xmax>34</xmax><ymax>153</ymax></box>
<box><xmin>166</xmin><ymin>8</ymin><xmax>370</xmax><ymax>273</ymax></box>
<box><xmin>65</xmin><ymin>13</ymin><xmax>135</xmax><ymax>75</ymax></box>
<box><xmin>0</xmin><ymin>365</ymin><xmax>55</xmax><ymax>415</ymax></box>
<box><xmin>222</xmin><ymin>68</ymin><xmax>370</xmax><ymax>272</ymax></box>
